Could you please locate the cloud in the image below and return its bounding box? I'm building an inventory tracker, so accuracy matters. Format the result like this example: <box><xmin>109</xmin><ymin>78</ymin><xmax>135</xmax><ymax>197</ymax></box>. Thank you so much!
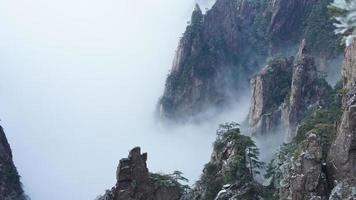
<box><xmin>0</xmin><ymin>0</ymin><xmax>248</xmax><ymax>199</ymax></box>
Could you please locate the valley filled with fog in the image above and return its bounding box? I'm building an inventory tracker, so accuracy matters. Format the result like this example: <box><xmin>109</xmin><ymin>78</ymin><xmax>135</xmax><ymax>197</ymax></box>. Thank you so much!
<box><xmin>0</xmin><ymin>0</ymin><xmax>255</xmax><ymax>199</ymax></box>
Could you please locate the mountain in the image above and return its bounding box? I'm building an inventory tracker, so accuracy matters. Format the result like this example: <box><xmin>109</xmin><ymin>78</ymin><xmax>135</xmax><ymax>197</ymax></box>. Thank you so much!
<box><xmin>98</xmin><ymin>37</ymin><xmax>354</xmax><ymax>199</ymax></box>
<box><xmin>97</xmin><ymin>0</ymin><xmax>356</xmax><ymax>199</ymax></box>
<box><xmin>0</xmin><ymin>126</ymin><xmax>26</xmax><ymax>200</ymax></box>
<box><xmin>177</xmin><ymin>38</ymin><xmax>355</xmax><ymax>200</ymax></box>
<box><xmin>157</xmin><ymin>0</ymin><xmax>342</xmax><ymax>122</ymax></box>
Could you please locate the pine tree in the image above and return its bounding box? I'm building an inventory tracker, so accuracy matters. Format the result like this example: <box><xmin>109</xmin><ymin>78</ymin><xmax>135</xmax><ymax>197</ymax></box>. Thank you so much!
<box><xmin>329</xmin><ymin>0</ymin><xmax>356</xmax><ymax>45</ymax></box>
<box><xmin>171</xmin><ymin>170</ymin><xmax>189</xmax><ymax>183</ymax></box>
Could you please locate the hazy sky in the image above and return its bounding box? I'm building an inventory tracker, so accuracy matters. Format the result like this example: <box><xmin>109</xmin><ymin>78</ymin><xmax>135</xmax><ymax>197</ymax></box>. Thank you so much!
<box><xmin>0</xmin><ymin>0</ymin><xmax>251</xmax><ymax>199</ymax></box>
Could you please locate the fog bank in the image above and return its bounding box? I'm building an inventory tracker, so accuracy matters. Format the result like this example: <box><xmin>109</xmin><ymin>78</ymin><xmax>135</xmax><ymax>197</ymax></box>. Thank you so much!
<box><xmin>0</xmin><ymin>0</ymin><xmax>249</xmax><ymax>199</ymax></box>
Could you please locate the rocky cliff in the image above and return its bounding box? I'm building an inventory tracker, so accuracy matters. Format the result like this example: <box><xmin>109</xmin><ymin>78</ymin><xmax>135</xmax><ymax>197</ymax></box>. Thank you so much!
<box><xmin>0</xmin><ymin>126</ymin><xmax>26</xmax><ymax>200</ymax></box>
<box><xmin>96</xmin><ymin>147</ymin><xmax>183</xmax><ymax>200</ymax></box>
<box><xmin>248</xmin><ymin>56</ymin><xmax>293</xmax><ymax>136</ymax></box>
<box><xmin>181</xmin><ymin>123</ymin><xmax>266</xmax><ymax>200</ymax></box>
<box><xmin>261</xmin><ymin>39</ymin><xmax>355</xmax><ymax>200</ymax></box>
<box><xmin>181</xmin><ymin>30</ymin><xmax>354</xmax><ymax>200</ymax></box>
<box><xmin>327</xmin><ymin>38</ymin><xmax>356</xmax><ymax>199</ymax></box>
<box><xmin>158</xmin><ymin>0</ymin><xmax>341</xmax><ymax>122</ymax></box>
<box><xmin>113</xmin><ymin>1</ymin><xmax>355</xmax><ymax>200</ymax></box>
<box><xmin>248</xmin><ymin>40</ymin><xmax>332</xmax><ymax>141</ymax></box>
<box><xmin>110</xmin><ymin>35</ymin><xmax>354</xmax><ymax>200</ymax></box>
<box><xmin>283</xmin><ymin>40</ymin><xmax>332</xmax><ymax>141</ymax></box>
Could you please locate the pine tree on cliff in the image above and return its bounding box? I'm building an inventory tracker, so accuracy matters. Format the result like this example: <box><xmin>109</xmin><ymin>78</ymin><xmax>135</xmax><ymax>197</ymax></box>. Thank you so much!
<box><xmin>197</xmin><ymin>122</ymin><xmax>264</xmax><ymax>200</ymax></box>
<box><xmin>171</xmin><ymin>170</ymin><xmax>189</xmax><ymax>183</ymax></box>
<box><xmin>246</xmin><ymin>146</ymin><xmax>264</xmax><ymax>180</ymax></box>
<box><xmin>329</xmin><ymin>0</ymin><xmax>356</xmax><ymax>45</ymax></box>
<box><xmin>220</xmin><ymin>125</ymin><xmax>264</xmax><ymax>182</ymax></box>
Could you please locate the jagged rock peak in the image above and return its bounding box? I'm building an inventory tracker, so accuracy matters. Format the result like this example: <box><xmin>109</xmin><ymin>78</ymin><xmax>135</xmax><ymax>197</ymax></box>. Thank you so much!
<box><xmin>96</xmin><ymin>147</ymin><xmax>182</xmax><ymax>200</ymax></box>
<box><xmin>296</xmin><ymin>39</ymin><xmax>308</xmax><ymax>60</ymax></box>
<box><xmin>116</xmin><ymin>147</ymin><xmax>149</xmax><ymax>187</ymax></box>
<box><xmin>158</xmin><ymin>0</ymin><xmax>341</xmax><ymax>122</ymax></box>
<box><xmin>0</xmin><ymin>126</ymin><xmax>26</xmax><ymax>200</ymax></box>
<box><xmin>191</xmin><ymin>4</ymin><xmax>203</xmax><ymax>25</ymax></box>
<box><xmin>282</xmin><ymin>39</ymin><xmax>331</xmax><ymax>141</ymax></box>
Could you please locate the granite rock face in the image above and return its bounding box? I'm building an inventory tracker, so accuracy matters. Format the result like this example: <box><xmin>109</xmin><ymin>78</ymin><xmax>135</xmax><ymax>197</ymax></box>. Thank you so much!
<box><xmin>248</xmin><ymin>57</ymin><xmax>293</xmax><ymax>136</ymax></box>
<box><xmin>248</xmin><ymin>40</ymin><xmax>331</xmax><ymax>141</ymax></box>
<box><xmin>0</xmin><ymin>126</ymin><xmax>26</xmax><ymax>200</ymax></box>
<box><xmin>280</xmin><ymin>131</ymin><xmax>330</xmax><ymax>200</ymax></box>
<box><xmin>283</xmin><ymin>40</ymin><xmax>331</xmax><ymax>141</ymax></box>
<box><xmin>327</xmin><ymin>39</ymin><xmax>356</xmax><ymax>198</ymax></box>
<box><xmin>341</xmin><ymin>38</ymin><xmax>356</xmax><ymax>90</ymax></box>
<box><xmin>262</xmin><ymin>41</ymin><xmax>356</xmax><ymax>200</ymax></box>
<box><xmin>158</xmin><ymin>0</ymin><xmax>341</xmax><ymax>122</ymax></box>
<box><xmin>277</xmin><ymin>39</ymin><xmax>356</xmax><ymax>200</ymax></box>
<box><xmin>96</xmin><ymin>147</ymin><xmax>182</xmax><ymax>200</ymax></box>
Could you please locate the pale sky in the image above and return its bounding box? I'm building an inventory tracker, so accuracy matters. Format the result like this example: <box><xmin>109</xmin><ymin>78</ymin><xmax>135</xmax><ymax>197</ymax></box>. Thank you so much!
<box><xmin>0</xmin><ymin>0</ymin><xmax>252</xmax><ymax>200</ymax></box>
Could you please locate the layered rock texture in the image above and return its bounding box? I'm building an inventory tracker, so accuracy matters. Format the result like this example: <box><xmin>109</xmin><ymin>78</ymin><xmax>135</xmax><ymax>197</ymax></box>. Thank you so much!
<box><xmin>327</xmin><ymin>39</ymin><xmax>356</xmax><ymax>199</ymax></box>
<box><xmin>283</xmin><ymin>40</ymin><xmax>332</xmax><ymax>141</ymax></box>
<box><xmin>96</xmin><ymin>147</ymin><xmax>182</xmax><ymax>200</ymax></box>
<box><xmin>248</xmin><ymin>40</ymin><xmax>332</xmax><ymax>141</ymax></box>
<box><xmin>248</xmin><ymin>56</ymin><xmax>293</xmax><ymax>136</ymax></box>
<box><xmin>158</xmin><ymin>0</ymin><xmax>341</xmax><ymax>122</ymax></box>
<box><xmin>279</xmin><ymin>129</ymin><xmax>333</xmax><ymax>199</ymax></box>
<box><xmin>263</xmin><ymin>40</ymin><xmax>355</xmax><ymax>200</ymax></box>
<box><xmin>0</xmin><ymin>126</ymin><xmax>26</xmax><ymax>200</ymax></box>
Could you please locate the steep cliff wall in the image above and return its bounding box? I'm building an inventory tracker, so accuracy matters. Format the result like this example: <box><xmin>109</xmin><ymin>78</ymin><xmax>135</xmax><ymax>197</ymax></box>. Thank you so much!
<box><xmin>283</xmin><ymin>40</ymin><xmax>332</xmax><ymax>141</ymax></box>
<box><xmin>327</xmin><ymin>39</ymin><xmax>356</xmax><ymax>199</ymax></box>
<box><xmin>248</xmin><ymin>56</ymin><xmax>293</xmax><ymax>136</ymax></box>
<box><xmin>248</xmin><ymin>40</ymin><xmax>332</xmax><ymax>141</ymax></box>
<box><xmin>264</xmin><ymin>39</ymin><xmax>355</xmax><ymax>200</ymax></box>
<box><xmin>158</xmin><ymin>0</ymin><xmax>341</xmax><ymax>122</ymax></box>
<box><xmin>0</xmin><ymin>126</ymin><xmax>26</xmax><ymax>200</ymax></box>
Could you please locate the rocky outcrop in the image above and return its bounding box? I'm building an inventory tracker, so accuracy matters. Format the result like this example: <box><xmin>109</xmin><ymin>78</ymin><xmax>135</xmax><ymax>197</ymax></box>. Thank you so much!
<box><xmin>248</xmin><ymin>40</ymin><xmax>331</xmax><ymax>141</ymax></box>
<box><xmin>275</xmin><ymin>39</ymin><xmax>356</xmax><ymax>200</ymax></box>
<box><xmin>258</xmin><ymin>38</ymin><xmax>355</xmax><ymax>200</ymax></box>
<box><xmin>158</xmin><ymin>0</ymin><xmax>341</xmax><ymax>122</ymax></box>
<box><xmin>96</xmin><ymin>147</ymin><xmax>182</xmax><ymax>200</ymax></box>
<box><xmin>327</xmin><ymin>39</ymin><xmax>356</xmax><ymax>198</ymax></box>
<box><xmin>0</xmin><ymin>126</ymin><xmax>26</xmax><ymax>200</ymax></box>
<box><xmin>213</xmin><ymin>181</ymin><xmax>263</xmax><ymax>200</ymax></box>
<box><xmin>280</xmin><ymin>131</ymin><xmax>330</xmax><ymax>200</ymax></box>
<box><xmin>249</xmin><ymin>57</ymin><xmax>293</xmax><ymax>136</ymax></box>
<box><xmin>182</xmin><ymin>124</ymin><xmax>265</xmax><ymax>200</ymax></box>
<box><xmin>341</xmin><ymin>38</ymin><xmax>356</xmax><ymax>90</ymax></box>
<box><xmin>158</xmin><ymin>1</ymin><xmax>251</xmax><ymax>121</ymax></box>
<box><xmin>283</xmin><ymin>40</ymin><xmax>332</xmax><ymax>141</ymax></box>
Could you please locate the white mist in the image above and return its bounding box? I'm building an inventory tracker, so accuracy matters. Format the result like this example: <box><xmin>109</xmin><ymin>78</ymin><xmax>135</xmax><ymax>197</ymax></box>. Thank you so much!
<box><xmin>0</xmin><ymin>0</ymin><xmax>248</xmax><ymax>199</ymax></box>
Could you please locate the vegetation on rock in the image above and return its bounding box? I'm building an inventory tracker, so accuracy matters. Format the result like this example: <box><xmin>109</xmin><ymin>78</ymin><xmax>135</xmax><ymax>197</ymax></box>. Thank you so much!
<box><xmin>329</xmin><ymin>0</ymin><xmax>356</xmax><ymax>46</ymax></box>
<box><xmin>185</xmin><ymin>122</ymin><xmax>265</xmax><ymax>200</ymax></box>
